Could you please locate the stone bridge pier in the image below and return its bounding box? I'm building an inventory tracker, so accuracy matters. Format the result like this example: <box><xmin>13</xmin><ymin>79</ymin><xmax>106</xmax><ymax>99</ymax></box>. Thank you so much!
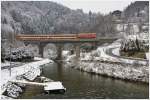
<box><xmin>38</xmin><ymin>43</ymin><xmax>46</xmax><ymax>58</ymax></box>
<box><xmin>74</xmin><ymin>43</ymin><xmax>81</xmax><ymax>60</ymax></box>
<box><xmin>54</xmin><ymin>43</ymin><xmax>81</xmax><ymax>60</ymax></box>
<box><xmin>55</xmin><ymin>43</ymin><xmax>63</xmax><ymax>60</ymax></box>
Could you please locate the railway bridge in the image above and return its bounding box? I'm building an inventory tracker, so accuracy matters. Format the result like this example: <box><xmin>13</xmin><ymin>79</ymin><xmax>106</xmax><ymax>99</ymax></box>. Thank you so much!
<box><xmin>16</xmin><ymin>33</ymin><xmax>117</xmax><ymax>60</ymax></box>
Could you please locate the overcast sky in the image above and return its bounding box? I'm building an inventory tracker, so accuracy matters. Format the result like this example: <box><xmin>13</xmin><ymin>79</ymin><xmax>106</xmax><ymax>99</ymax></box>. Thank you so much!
<box><xmin>49</xmin><ymin>0</ymin><xmax>136</xmax><ymax>14</ymax></box>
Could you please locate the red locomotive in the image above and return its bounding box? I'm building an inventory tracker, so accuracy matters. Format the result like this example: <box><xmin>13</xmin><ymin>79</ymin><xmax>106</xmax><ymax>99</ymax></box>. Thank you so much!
<box><xmin>77</xmin><ymin>33</ymin><xmax>96</xmax><ymax>38</ymax></box>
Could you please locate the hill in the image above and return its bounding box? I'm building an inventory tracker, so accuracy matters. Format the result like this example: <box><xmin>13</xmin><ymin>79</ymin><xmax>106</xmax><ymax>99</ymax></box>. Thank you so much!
<box><xmin>1</xmin><ymin>1</ymin><xmax>116</xmax><ymax>39</ymax></box>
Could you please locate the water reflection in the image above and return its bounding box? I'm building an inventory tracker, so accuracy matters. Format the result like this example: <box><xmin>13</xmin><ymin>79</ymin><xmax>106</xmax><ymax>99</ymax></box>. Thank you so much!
<box><xmin>26</xmin><ymin>62</ymin><xmax>149</xmax><ymax>99</ymax></box>
<box><xmin>57</xmin><ymin>62</ymin><xmax>63</xmax><ymax>81</ymax></box>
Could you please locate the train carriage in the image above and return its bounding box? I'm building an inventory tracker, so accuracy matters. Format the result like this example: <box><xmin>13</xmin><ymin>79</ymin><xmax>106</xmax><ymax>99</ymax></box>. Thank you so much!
<box><xmin>16</xmin><ymin>33</ymin><xmax>96</xmax><ymax>41</ymax></box>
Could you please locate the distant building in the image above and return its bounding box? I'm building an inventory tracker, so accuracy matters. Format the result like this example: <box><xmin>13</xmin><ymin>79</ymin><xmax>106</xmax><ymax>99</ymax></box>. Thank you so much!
<box><xmin>112</xmin><ymin>10</ymin><xmax>122</xmax><ymax>19</ymax></box>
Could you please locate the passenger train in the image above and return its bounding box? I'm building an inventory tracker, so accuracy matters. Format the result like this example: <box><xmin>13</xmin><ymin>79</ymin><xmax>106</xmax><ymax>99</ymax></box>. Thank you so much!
<box><xmin>16</xmin><ymin>33</ymin><xmax>96</xmax><ymax>41</ymax></box>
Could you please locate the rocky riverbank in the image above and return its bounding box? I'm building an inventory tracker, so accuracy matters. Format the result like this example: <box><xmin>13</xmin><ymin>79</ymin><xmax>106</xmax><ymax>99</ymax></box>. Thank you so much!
<box><xmin>74</xmin><ymin>61</ymin><xmax>148</xmax><ymax>83</ymax></box>
<box><xmin>65</xmin><ymin>57</ymin><xmax>148</xmax><ymax>83</ymax></box>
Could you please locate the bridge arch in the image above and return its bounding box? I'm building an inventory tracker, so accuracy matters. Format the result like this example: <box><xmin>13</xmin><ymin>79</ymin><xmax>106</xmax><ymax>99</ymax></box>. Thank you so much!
<box><xmin>30</xmin><ymin>44</ymin><xmax>39</xmax><ymax>57</ymax></box>
<box><xmin>23</xmin><ymin>43</ymin><xmax>40</xmax><ymax>57</ymax></box>
<box><xmin>43</xmin><ymin>43</ymin><xmax>57</xmax><ymax>59</ymax></box>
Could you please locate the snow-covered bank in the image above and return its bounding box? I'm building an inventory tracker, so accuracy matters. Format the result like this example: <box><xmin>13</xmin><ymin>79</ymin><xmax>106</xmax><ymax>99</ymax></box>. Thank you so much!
<box><xmin>64</xmin><ymin>40</ymin><xmax>149</xmax><ymax>83</ymax></box>
<box><xmin>145</xmin><ymin>53</ymin><xmax>149</xmax><ymax>60</ymax></box>
<box><xmin>1</xmin><ymin>57</ymin><xmax>53</xmax><ymax>98</ymax></box>
<box><xmin>1</xmin><ymin>57</ymin><xmax>52</xmax><ymax>87</ymax></box>
<box><xmin>65</xmin><ymin>54</ymin><xmax>149</xmax><ymax>83</ymax></box>
<box><xmin>78</xmin><ymin>61</ymin><xmax>148</xmax><ymax>83</ymax></box>
<box><xmin>112</xmin><ymin>47</ymin><xmax>120</xmax><ymax>56</ymax></box>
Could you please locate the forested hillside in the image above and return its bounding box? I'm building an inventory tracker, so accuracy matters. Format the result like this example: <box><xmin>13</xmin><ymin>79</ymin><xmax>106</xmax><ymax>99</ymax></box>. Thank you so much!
<box><xmin>1</xmin><ymin>1</ymin><xmax>149</xmax><ymax>43</ymax></box>
<box><xmin>1</xmin><ymin>1</ymin><xmax>116</xmax><ymax>40</ymax></box>
<box><xmin>1</xmin><ymin>1</ymin><xmax>149</xmax><ymax>62</ymax></box>
<box><xmin>124</xmin><ymin>1</ymin><xmax>149</xmax><ymax>19</ymax></box>
<box><xmin>123</xmin><ymin>1</ymin><xmax>149</xmax><ymax>35</ymax></box>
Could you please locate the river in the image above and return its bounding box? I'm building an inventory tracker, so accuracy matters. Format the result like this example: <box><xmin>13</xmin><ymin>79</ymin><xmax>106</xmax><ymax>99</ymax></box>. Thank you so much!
<box><xmin>20</xmin><ymin>62</ymin><xmax>149</xmax><ymax>99</ymax></box>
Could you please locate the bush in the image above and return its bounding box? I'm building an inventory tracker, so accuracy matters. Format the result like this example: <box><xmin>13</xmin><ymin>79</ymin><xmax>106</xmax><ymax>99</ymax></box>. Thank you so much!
<box><xmin>120</xmin><ymin>38</ymin><xmax>148</xmax><ymax>52</ymax></box>
<box><xmin>5</xmin><ymin>47</ymin><xmax>34</xmax><ymax>62</ymax></box>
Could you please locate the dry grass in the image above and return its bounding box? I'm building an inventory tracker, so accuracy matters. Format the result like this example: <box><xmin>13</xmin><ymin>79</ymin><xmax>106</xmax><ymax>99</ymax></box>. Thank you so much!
<box><xmin>120</xmin><ymin>51</ymin><xmax>146</xmax><ymax>59</ymax></box>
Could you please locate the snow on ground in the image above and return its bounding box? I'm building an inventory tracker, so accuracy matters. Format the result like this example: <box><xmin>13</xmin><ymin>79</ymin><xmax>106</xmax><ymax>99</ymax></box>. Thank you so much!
<box><xmin>97</xmin><ymin>42</ymin><xmax>148</xmax><ymax>65</ymax></box>
<box><xmin>60</xmin><ymin>39</ymin><xmax>148</xmax><ymax>66</ymax></box>
<box><xmin>1</xmin><ymin>62</ymin><xmax>11</xmax><ymax>68</ymax></box>
<box><xmin>62</xmin><ymin>50</ymin><xmax>71</xmax><ymax>59</ymax></box>
<box><xmin>112</xmin><ymin>48</ymin><xmax>120</xmax><ymax>56</ymax></box>
<box><xmin>1</xmin><ymin>57</ymin><xmax>53</xmax><ymax>94</ymax></box>
<box><xmin>96</xmin><ymin>46</ymin><xmax>119</xmax><ymax>62</ymax></box>
<box><xmin>79</xmin><ymin>40</ymin><xmax>148</xmax><ymax>65</ymax></box>
<box><xmin>62</xmin><ymin>51</ymin><xmax>70</xmax><ymax>57</ymax></box>
<box><xmin>34</xmin><ymin>57</ymin><xmax>44</xmax><ymax>61</ymax></box>
<box><xmin>145</xmin><ymin>52</ymin><xmax>149</xmax><ymax>60</ymax></box>
<box><xmin>63</xmin><ymin>40</ymin><xmax>149</xmax><ymax>83</ymax></box>
<box><xmin>1</xmin><ymin>61</ymin><xmax>25</xmax><ymax>69</ymax></box>
<box><xmin>1</xmin><ymin>95</ymin><xmax>12</xmax><ymax>99</ymax></box>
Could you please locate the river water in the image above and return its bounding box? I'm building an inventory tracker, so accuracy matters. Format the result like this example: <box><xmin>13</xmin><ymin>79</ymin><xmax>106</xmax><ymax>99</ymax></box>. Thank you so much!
<box><xmin>21</xmin><ymin>62</ymin><xmax>149</xmax><ymax>99</ymax></box>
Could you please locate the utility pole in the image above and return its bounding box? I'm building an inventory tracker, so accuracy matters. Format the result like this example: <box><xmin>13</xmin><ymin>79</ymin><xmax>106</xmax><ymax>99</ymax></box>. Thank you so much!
<box><xmin>9</xmin><ymin>44</ymin><xmax>12</xmax><ymax>76</ymax></box>
<box><xmin>121</xmin><ymin>12</ymin><xmax>126</xmax><ymax>39</ymax></box>
<box><xmin>89</xmin><ymin>10</ymin><xmax>92</xmax><ymax>31</ymax></box>
<box><xmin>9</xmin><ymin>31</ymin><xmax>14</xmax><ymax>76</ymax></box>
